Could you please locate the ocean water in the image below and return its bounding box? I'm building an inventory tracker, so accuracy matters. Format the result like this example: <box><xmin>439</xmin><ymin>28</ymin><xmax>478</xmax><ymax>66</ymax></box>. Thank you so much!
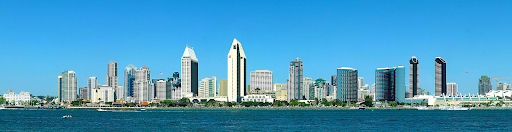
<box><xmin>0</xmin><ymin>109</ymin><xmax>510</xmax><ymax>131</ymax></box>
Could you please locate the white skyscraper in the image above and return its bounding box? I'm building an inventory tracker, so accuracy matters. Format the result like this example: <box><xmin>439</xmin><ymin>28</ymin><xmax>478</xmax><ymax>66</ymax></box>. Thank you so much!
<box><xmin>156</xmin><ymin>80</ymin><xmax>167</xmax><ymax>99</ymax></box>
<box><xmin>358</xmin><ymin>77</ymin><xmax>364</xmax><ymax>89</ymax></box>
<box><xmin>446</xmin><ymin>82</ymin><xmax>458</xmax><ymax>96</ymax></box>
<box><xmin>88</xmin><ymin>76</ymin><xmax>97</xmax><ymax>101</ymax></box>
<box><xmin>227</xmin><ymin>38</ymin><xmax>247</xmax><ymax>102</ymax></box>
<box><xmin>287</xmin><ymin>58</ymin><xmax>303</xmax><ymax>101</ymax></box>
<box><xmin>302</xmin><ymin>77</ymin><xmax>314</xmax><ymax>100</ymax></box>
<box><xmin>92</xmin><ymin>85</ymin><xmax>115</xmax><ymax>103</ymax></box>
<box><xmin>134</xmin><ymin>66</ymin><xmax>150</xmax><ymax>102</ymax></box>
<box><xmin>181</xmin><ymin>46</ymin><xmax>199</xmax><ymax>98</ymax></box>
<box><xmin>199</xmin><ymin>76</ymin><xmax>217</xmax><ymax>98</ymax></box>
<box><xmin>250</xmin><ymin>70</ymin><xmax>273</xmax><ymax>92</ymax></box>
<box><xmin>60</xmin><ymin>71</ymin><xmax>77</xmax><ymax>103</ymax></box>
<box><xmin>107</xmin><ymin>61</ymin><xmax>120</xmax><ymax>100</ymax></box>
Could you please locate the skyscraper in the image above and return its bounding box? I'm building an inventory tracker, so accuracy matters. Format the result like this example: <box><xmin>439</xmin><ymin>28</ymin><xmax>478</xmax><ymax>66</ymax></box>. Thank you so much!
<box><xmin>58</xmin><ymin>76</ymin><xmax>62</xmax><ymax>102</ymax></box>
<box><xmin>478</xmin><ymin>75</ymin><xmax>492</xmax><ymax>95</ymax></box>
<box><xmin>60</xmin><ymin>71</ymin><xmax>77</xmax><ymax>103</ymax></box>
<box><xmin>182</xmin><ymin>46</ymin><xmax>199</xmax><ymax>97</ymax></box>
<box><xmin>219</xmin><ymin>80</ymin><xmax>228</xmax><ymax>96</ymax></box>
<box><xmin>79</xmin><ymin>87</ymin><xmax>89</xmax><ymax>99</ymax></box>
<box><xmin>357</xmin><ymin>77</ymin><xmax>364</xmax><ymax>88</ymax></box>
<box><xmin>107</xmin><ymin>61</ymin><xmax>119</xmax><ymax>100</ymax></box>
<box><xmin>250</xmin><ymin>70</ymin><xmax>273</xmax><ymax>92</ymax></box>
<box><xmin>287</xmin><ymin>58</ymin><xmax>303</xmax><ymax>101</ymax></box>
<box><xmin>227</xmin><ymin>38</ymin><xmax>247</xmax><ymax>102</ymax></box>
<box><xmin>435</xmin><ymin>57</ymin><xmax>447</xmax><ymax>96</ymax></box>
<box><xmin>155</xmin><ymin>80</ymin><xmax>167</xmax><ymax>99</ymax></box>
<box><xmin>446</xmin><ymin>82</ymin><xmax>458</xmax><ymax>96</ymax></box>
<box><xmin>337</xmin><ymin>67</ymin><xmax>358</xmax><ymax>103</ymax></box>
<box><xmin>167</xmin><ymin>72</ymin><xmax>181</xmax><ymax>100</ymax></box>
<box><xmin>199</xmin><ymin>76</ymin><xmax>217</xmax><ymax>97</ymax></box>
<box><xmin>331</xmin><ymin>75</ymin><xmax>337</xmax><ymax>86</ymax></box>
<box><xmin>375</xmin><ymin>66</ymin><xmax>405</xmax><ymax>102</ymax></box>
<box><xmin>152</xmin><ymin>79</ymin><xmax>165</xmax><ymax>99</ymax></box>
<box><xmin>409</xmin><ymin>56</ymin><xmax>419</xmax><ymax>98</ymax></box>
<box><xmin>124</xmin><ymin>64</ymin><xmax>137</xmax><ymax>99</ymax></box>
<box><xmin>134</xmin><ymin>66</ymin><xmax>150</xmax><ymax>102</ymax></box>
<box><xmin>303</xmin><ymin>77</ymin><xmax>314</xmax><ymax>100</ymax></box>
<box><xmin>88</xmin><ymin>77</ymin><xmax>97</xmax><ymax>100</ymax></box>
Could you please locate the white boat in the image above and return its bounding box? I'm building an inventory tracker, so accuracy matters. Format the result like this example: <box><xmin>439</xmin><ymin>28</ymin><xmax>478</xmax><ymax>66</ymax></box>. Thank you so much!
<box><xmin>97</xmin><ymin>108</ymin><xmax>109</xmax><ymax>112</ymax></box>
<box><xmin>62</xmin><ymin>115</ymin><xmax>72</xmax><ymax>118</ymax></box>
<box><xmin>140</xmin><ymin>109</ymin><xmax>147</xmax><ymax>111</ymax></box>
<box><xmin>439</xmin><ymin>106</ymin><xmax>469</xmax><ymax>111</ymax></box>
<box><xmin>416</xmin><ymin>106</ymin><xmax>433</xmax><ymax>110</ymax></box>
<box><xmin>0</xmin><ymin>107</ymin><xmax>5</xmax><ymax>110</ymax></box>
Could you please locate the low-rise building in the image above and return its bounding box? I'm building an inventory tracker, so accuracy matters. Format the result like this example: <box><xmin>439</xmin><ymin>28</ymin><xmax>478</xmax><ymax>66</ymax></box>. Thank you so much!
<box><xmin>3</xmin><ymin>90</ymin><xmax>31</xmax><ymax>105</ymax></box>
<box><xmin>275</xmin><ymin>89</ymin><xmax>287</xmax><ymax>101</ymax></box>
<box><xmin>92</xmin><ymin>85</ymin><xmax>115</xmax><ymax>103</ymax></box>
<box><xmin>241</xmin><ymin>94</ymin><xmax>274</xmax><ymax>103</ymax></box>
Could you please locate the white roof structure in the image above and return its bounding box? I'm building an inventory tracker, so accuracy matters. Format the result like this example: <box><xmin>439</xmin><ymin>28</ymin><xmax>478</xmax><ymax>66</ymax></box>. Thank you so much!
<box><xmin>182</xmin><ymin>46</ymin><xmax>198</xmax><ymax>62</ymax></box>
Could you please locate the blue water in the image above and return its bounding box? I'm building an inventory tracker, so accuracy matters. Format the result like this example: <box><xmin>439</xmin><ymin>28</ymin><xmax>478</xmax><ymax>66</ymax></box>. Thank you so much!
<box><xmin>0</xmin><ymin>109</ymin><xmax>510</xmax><ymax>131</ymax></box>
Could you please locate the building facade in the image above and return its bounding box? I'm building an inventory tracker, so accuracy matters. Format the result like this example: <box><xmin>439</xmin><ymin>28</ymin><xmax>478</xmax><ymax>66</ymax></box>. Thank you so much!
<box><xmin>88</xmin><ymin>77</ymin><xmax>97</xmax><ymax>101</ymax></box>
<box><xmin>478</xmin><ymin>75</ymin><xmax>492</xmax><ymax>95</ymax></box>
<box><xmin>199</xmin><ymin>76</ymin><xmax>217</xmax><ymax>98</ymax></box>
<box><xmin>107</xmin><ymin>61</ymin><xmax>120</xmax><ymax>100</ymax></box>
<box><xmin>435</xmin><ymin>57</ymin><xmax>447</xmax><ymax>96</ymax></box>
<box><xmin>134</xmin><ymin>66</ymin><xmax>150</xmax><ymax>102</ymax></box>
<box><xmin>337</xmin><ymin>67</ymin><xmax>358</xmax><ymax>103</ymax></box>
<box><xmin>219</xmin><ymin>80</ymin><xmax>227</xmax><ymax>96</ymax></box>
<box><xmin>3</xmin><ymin>90</ymin><xmax>31</xmax><ymax>105</ymax></box>
<box><xmin>182</xmin><ymin>46</ymin><xmax>199</xmax><ymax>97</ymax></box>
<box><xmin>79</xmin><ymin>87</ymin><xmax>89</xmax><ymax>99</ymax></box>
<box><xmin>250</xmin><ymin>70</ymin><xmax>273</xmax><ymax>92</ymax></box>
<box><xmin>241</xmin><ymin>94</ymin><xmax>274</xmax><ymax>103</ymax></box>
<box><xmin>60</xmin><ymin>71</ymin><xmax>77</xmax><ymax>103</ymax></box>
<box><xmin>227</xmin><ymin>38</ymin><xmax>247</xmax><ymax>102</ymax></box>
<box><xmin>409</xmin><ymin>56</ymin><xmax>419</xmax><ymax>97</ymax></box>
<box><xmin>302</xmin><ymin>77</ymin><xmax>314</xmax><ymax>100</ymax></box>
<box><xmin>166</xmin><ymin>72</ymin><xmax>181</xmax><ymax>100</ymax></box>
<box><xmin>287</xmin><ymin>58</ymin><xmax>303</xmax><ymax>101</ymax></box>
<box><xmin>446</xmin><ymin>82</ymin><xmax>458</xmax><ymax>96</ymax></box>
<box><xmin>124</xmin><ymin>64</ymin><xmax>137</xmax><ymax>100</ymax></box>
<box><xmin>92</xmin><ymin>85</ymin><xmax>115</xmax><ymax>103</ymax></box>
<box><xmin>375</xmin><ymin>66</ymin><xmax>405</xmax><ymax>102</ymax></box>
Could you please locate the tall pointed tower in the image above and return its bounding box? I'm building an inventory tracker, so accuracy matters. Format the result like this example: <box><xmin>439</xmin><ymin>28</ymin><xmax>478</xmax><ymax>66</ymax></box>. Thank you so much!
<box><xmin>181</xmin><ymin>46</ymin><xmax>199</xmax><ymax>97</ymax></box>
<box><xmin>227</xmin><ymin>38</ymin><xmax>247</xmax><ymax>102</ymax></box>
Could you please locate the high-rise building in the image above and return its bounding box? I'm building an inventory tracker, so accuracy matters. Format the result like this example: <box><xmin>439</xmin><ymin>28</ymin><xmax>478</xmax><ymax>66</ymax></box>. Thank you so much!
<box><xmin>88</xmin><ymin>77</ymin><xmax>97</xmax><ymax>101</ymax></box>
<box><xmin>337</xmin><ymin>67</ymin><xmax>358</xmax><ymax>103</ymax></box>
<box><xmin>182</xmin><ymin>46</ymin><xmax>199</xmax><ymax>97</ymax></box>
<box><xmin>167</xmin><ymin>72</ymin><xmax>181</xmax><ymax>100</ymax></box>
<box><xmin>219</xmin><ymin>80</ymin><xmax>228</xmax><ymax>96</ymax></box>
<box><xmin>60</xmin><ymin>71</ymin><xmax>77</xmax><ymax>103</ymax></box>
<box><xmin>155</xmin><ymin>80</ymin><xmax>167</xmax><ymax>100</ymax></box>
<box><xmin>375</xmin><ymin>66</ymin><xmax>405</xmax><ymax>102</ymax></box>
<box><xmin>107</xmin><ymin>61</ymin><xmax>119</xmax><ymax>100</ymax></box>
<box><xmin>371</xmin><ymin>83</ymin><xmax>376</xmax><ymax>94</ymax></box>
<box><xmin>503</xmin><ymin>83</ymin><xmax>512</xmax><ymax>90</ymax></box>
<box><xmin>302</xmin><ymin>77</ymin><xmax>314</xmax><ymax>100</ymax></box>
<box><xmin>199</xmin><ymin>76</ymin><xmax>217</xmax><ymax>97</ymax></box>
<box><xmin>287</xmin><ymin>58</ymin><xmax>303</xmax><ymax>101</ymax></box>
<box><xmin>357</xmin><ymin>77</ymin><xmax>364</xmax><ymax>88</ymax></box>
<box><xmin>435</xmin><ymin>57</ymin><xmax>447</xmax><ymax>96</ymax></box>
<box><xmin>134</xmin><ymin>66</ymin><xmax>150</xmax><ymax>102</ymax></box>
<box><xmin>92</xmin><ymin>85</ymin><xmax>115</xmax><ymax>103</ymax></box>
<box><xmin>331</xmin><ymin>75</ymin><xmax>337</xmax><ymax>86</ymax></box>
<box><xmin>446</xmin><ymin>82</ymin><xmax>458</xmax><ymax>96</ymax></box>
<box><xmin>58</xmin><ymin>76</ymin><xmax>62</xmax><ymax>102</ymax></box>
<box><xmin>124</xmin><ymin>64</ymin><xmax>137</xmax><ymax>99</ymax></box>
<box><xmin>313</xmin><ymin>78</ymin><xmax>329</xmax><ymax>100</ymax></box>
<box><xmin>79</xmin><ymin>87</ymin><xmax>89</xmax><ymax>99</ymax></box>
<box><xmin>151</xmin><ymin>79</ymin><xmax>165</xmax><ymax>99</ymax></box>
<box><xmin>478</xmin><ymin>75</ymin><xmax>492</xmax><ymax>95</ymax></box>
<box><xmin>409</xmin><ymin>56</ymin><xmax>419</xmax><ymax>98</ymax></box>
<box><xmin>250</xmin><ymin>70</ymin><xmax>273</xmax><ymax>92</ymax></box>
<box><xmin>227</xmin><ymin>38</ymin><xmax>247</xmax><ymax>102</ymax></box>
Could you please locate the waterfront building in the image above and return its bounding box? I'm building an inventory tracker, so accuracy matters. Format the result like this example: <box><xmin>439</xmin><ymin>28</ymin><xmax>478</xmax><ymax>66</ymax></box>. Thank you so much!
<box><xmin>302</xmin><ymin>77</ymin><xmax>314</xmax><ymax>100</ymax></box>
<box><xmin>504</xmin><ymin>83</ymin><xmax>512</xmax><ymax>90</ymax></box>
<box><xmin>134</xmin><ymin>66</ymin><xmax>150</xmax><ymax>102</ymax></box>
<box><xmin>151</xmin><ymin>79</ymin><xmax>165</xmax><ymax>99</ymax></box>
<box><xmin>410</xmin><ymin>56</ymin><xmax>419</xmax><ymax>98</ymax></box>
<box><xmin>337</xmin><ymin>67</ymin><xmax>358</xmax><ymax>103</ymax></box>
<box><xmin>92</xmin><ymin>85</ymin><xmax>115</xmax><ymax>103</ymax></box>
<box><xmin>375</xmin><ymin>66</ymin><xmax>405</xmax><ymax>102</ymax></box>
<box><xmin>241</xmin><ymin>94</ymin><xmax>274</xmax><ymax>103</ymax></box>
<box><xmin>250</xmin><ymin>70</ymin><xmax>273</xmax><ymax>92</ymax></box>
<box><xmin>275</xmin><ymin>89</ymin><xmax>287</xmax><ymax>101</ymax></box>
<box><xmin>199</xmin><ymin>76</ymin><xmax>217</xmax><ymax>98</ymax></box>
<box><xmin>287</xmin><ymin>57</ymin><xmax>303</xmax><ymax>101</ymax></box>
<box><xmin>273</xmin><ymin>83</ymin><xmax>287</xmax><ymax>92</ymax></box>
<box><xmin>227</xmin><ymin>38</ymin><xmax>247</xmax><ymax>102</ymax></box>
<box><xmin>88</xmin><ymin>77</ymin><xmax>97</xmax><ymax>101</ymax></box>
<box><xmin>358</xmin><ymin>77</ymin><xmax>364</xmax><ymax>89</ymax></box>
<box><xmin>124</xmin><ymin>64</ymin><xmax>137</xmax><ymax>99</ymax></box>
<box><xmin>182</xmin><ymin>46</ymin><xmax>199</xmax><ymax>97</ymax></box>
<box><xmin>357</xmin><ymin>89</ymin><xmax>370</xmax><ymax>102</ymax></box>
<box><xmin>58</xmin><ymin>76</ymin><xmax>62</xmax><ymax>103</ymax></box>
<box><xmin>107</xmin><ymin>61</ymin><xmax>120</xmax><ymax>100</ymax></box>
<box><xmin>155</xmin><ymin>80</ymin><xmax>167</xmax><ymax>99</ymax></box>
<box><xmin>166</xmin><ymin>72</ymin><xmax>181</xmax><ymax>100</ymax></box>
<box><xmin>3</xmin><ymin>90</ymin><xmax>31</xmax><ymax>105</ymax></box>
<box><xmin>79</xmin><ymin>87</ymin><xmax>89</xmax><ymax>99</ymax></box>
<box><xmin>371</xmin><ymin>83</ymin><xmax>376</xmax><ymax>94</ymax></box>
<box><xmin>418</xmin><ymin>88</ymin><xmax>430</xmax><ymax>95</ymax></box>
<box><xmin>219</xmin><ymin>80</ymin><xmax>227</xmax><ymax>96</ymax></box>
<box><xmin>60</xmin><ymin>71</ymin><xmax>77</xmax><ymax>103</ymax></box>
<box><xmin>331</xmin><ymin>75</ymin><xmax>337</xmax><ymax>86</ymax></box>
<box><xmin>313</xmin><ymin>78</ymin><xmax>330</xmax><ymax>100</ymax></box>
<box><xmin>435</xmin><ymin>57</ymin><xmax>447</xmax><ymax>96</ymax></box>
<box><xmin>446</xmin><ymin>82</ymin><xmax>458</xmax><ymax>96</ymax></box>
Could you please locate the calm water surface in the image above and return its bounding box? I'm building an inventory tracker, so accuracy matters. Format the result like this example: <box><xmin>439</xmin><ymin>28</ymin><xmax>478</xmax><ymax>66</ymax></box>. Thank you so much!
<box><xmin>0</xmin><ymin>109</ymin><xmax>510</xmax><ymax>131</ymax></box>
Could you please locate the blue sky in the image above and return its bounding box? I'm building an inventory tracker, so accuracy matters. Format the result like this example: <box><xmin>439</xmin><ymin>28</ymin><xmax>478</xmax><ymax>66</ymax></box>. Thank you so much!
<box><xmin>1</xmin><ymin>1</ymin><xmax>511</xmax><ymax>96</ymax></box>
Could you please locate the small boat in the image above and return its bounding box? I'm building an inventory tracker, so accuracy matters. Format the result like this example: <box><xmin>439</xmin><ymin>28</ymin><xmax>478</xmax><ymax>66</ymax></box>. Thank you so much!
<box><xmin>439</xmin><ymin>106</ymin><xmax>469</xmax><ymax>111</ymax></box>
<box><xmin>97</xmin><ymin>108</ymin><xmax>109</xmax><ymax>112</ymax></box>
<box><xmin>62</xmin><ymin>115</ymin><xmax>72</xmax><ymax>118</ymax></box>
<box><xmin>140</xmin><ymin>109</ymin><xmax>147</xmax><ymax>111</ymax></box>
<box><xmin>416</xmin><ymin>106</ymin><xmax>435</xmax><ymax>110</ymax></box>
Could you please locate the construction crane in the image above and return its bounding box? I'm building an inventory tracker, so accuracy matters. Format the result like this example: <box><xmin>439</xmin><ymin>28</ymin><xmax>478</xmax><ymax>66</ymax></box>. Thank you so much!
<box><xmin>491</xmin><ymin>77</ymin><xmax>512</xmax><ymax>90</ymax></box>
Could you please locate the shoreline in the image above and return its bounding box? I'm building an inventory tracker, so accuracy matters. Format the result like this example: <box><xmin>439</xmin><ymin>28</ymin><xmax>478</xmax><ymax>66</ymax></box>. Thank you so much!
<box><xmin>64</xmin><ymin>106</ymin><xmax>418</xmax><ymax>110</ymax></box>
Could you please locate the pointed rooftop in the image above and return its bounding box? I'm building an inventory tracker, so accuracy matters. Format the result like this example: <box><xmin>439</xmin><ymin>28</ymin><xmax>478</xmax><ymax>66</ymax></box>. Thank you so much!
<box><xmin>229</xmin><ymin>38</ymin><xmax>246</xmax><ymax>58</ymax></box>
<box><xmin>182</xmin><ymin>46</ymin><xmax>198</xmax><ymax>62</ymax></box>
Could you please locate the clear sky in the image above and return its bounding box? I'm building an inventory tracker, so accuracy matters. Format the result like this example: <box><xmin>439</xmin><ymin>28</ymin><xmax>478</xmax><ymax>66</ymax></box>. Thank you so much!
<box><xmin>1</xmin><ymin>1</ymin><xmax>511</xmax><ymax>96</ymax></box>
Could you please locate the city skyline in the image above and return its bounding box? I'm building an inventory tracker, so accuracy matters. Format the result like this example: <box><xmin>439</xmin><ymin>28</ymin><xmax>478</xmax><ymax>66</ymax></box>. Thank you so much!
<box><xmin>2</xmin><ymin>1</ymin><xmax>512</xmax><ymax>96</ymax></box>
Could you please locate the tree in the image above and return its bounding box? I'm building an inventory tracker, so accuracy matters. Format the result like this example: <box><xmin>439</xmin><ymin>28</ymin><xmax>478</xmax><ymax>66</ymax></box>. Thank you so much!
<box><xmin>314</xmin><ymin>98</ymin><xmax>319</xmax><ymax>106</ymax></box>
<box><xmin>178</xmin><ymin>98</ymin><xmax>191</xmax><ymax>107</ymax></box>
<box><xmin>363</xmin><ymin>96</ymin><xmax>373</xmax><ymax>107</ymax></box>
<box><xmin>388</xmin><ymin>101</ymin><xmax>398</xmax><ymax>107</ymax></box>
<box><xmin>71</xmin><ymin>101</ymin><xmax>80</xmax><ymax>106</ymax></box>
<box><xmin>0</xmin><ymin>97</ymin><xmax>5</xmax><ymax>105</ymax></box>
<box><xmin>289</xmin><ymin>99</ymin><xmax>299</xmax><ymax>106</ymax></box>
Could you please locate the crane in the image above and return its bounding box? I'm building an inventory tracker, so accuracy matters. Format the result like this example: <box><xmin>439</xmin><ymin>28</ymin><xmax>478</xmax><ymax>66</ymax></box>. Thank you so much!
<box><xmin>491</xmin><ymin>77</ymin><xmax>512</xmax><ymax>90</ymax></box>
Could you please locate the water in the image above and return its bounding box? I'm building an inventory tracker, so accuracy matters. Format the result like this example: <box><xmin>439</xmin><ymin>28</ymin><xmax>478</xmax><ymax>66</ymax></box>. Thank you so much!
<box><xmin>0</xmin><ymin>109</ymin><xmax>510</xmax><ymax>131</ymax></box>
